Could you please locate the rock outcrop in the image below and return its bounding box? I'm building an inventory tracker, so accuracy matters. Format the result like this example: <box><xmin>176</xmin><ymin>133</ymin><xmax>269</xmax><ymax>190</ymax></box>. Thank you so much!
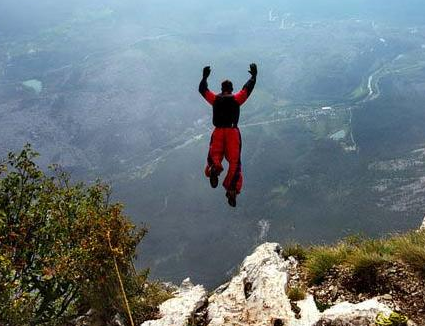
<box><xmin>140</xmin><ymin>278</ymin><xmax>207</xmax><ymax>326</ymax></box>
<box><xmin>207</xmin><ymin>243</ymin><xmax>319</xmax><ymax>326</ymax></box>
<box><xmin>316</xmin><ymin>299</ymin><xmax>392</xmax><ymax>325</ymax></box>
<box><xmin>141</xmin><ymin>242</ymin><xmax>414</xmax><ymax>326</ymax></box>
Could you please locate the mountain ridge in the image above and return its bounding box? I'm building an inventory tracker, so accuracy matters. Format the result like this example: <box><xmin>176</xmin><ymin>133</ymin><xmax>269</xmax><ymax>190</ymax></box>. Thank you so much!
<box><xmin>136</xmin><ymin>218</ymin><xmax>425</xmax><ymax>326</ymax></box>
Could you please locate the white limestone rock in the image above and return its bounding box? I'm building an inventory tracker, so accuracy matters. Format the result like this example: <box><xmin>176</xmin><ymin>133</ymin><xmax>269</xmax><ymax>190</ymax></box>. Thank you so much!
<box><xmin>204</xmin><ymin>243</ymin><xmax>401</xmax><ymax>326</ymax></box>
<box><xmin>207</xmin><ymin>242</ymin><xmax>303</xmax><ymax>326</ymax></box>
<box><xmin>420</xmin><ymin>215</ymin><xmax>425</xmax><ymax>230</ymax></box>
<box><xmin>293</xmin><ymin>295</ymin><xmax>322</xmax><ymax>326</ymax></box>
<box><xmin>140</xmin><ymin>243</ymin><xmax>413</xmax><ymax>326</ymax></box>
<box><xmin>140</xmin><ymin>278</ymin><xmax>207</xmax><ymax>326</ymax></box>
<box><xmin>315</xmin><ymin>299</ymin><xmax>392</xmax><ymax>325</ymax></box>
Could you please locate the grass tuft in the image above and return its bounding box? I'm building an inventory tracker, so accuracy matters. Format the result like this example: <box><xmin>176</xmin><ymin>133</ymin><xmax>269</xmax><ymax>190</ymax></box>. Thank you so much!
<box><xmin>304</xmin><ymin>244</ymin><xmax>349</xmax><ymax>285</ymax></box>
<box><xmin>393</xmin><ymin>231</ymin><xmax>425</xmax><ymax>276</ymax></box>
<box><xmin>348</xmin><ymin>249</ymin><xmax>387</xmax><ymax>291</ymax></box>
<box><xmin>348</xmin><ymin>239</ymin><xmax>392</xmax><ymax>278</ymax></box>
<box><xmin>287</xmin><ymin>286</ymin><xmax>306</xmax><ymax>301</ymax></box>
<box><xmin>349</xmin><ymin>250</ymin><xmax>387</xmax><ymax>275</ymax></box>
<box><xmin>282</xmin><ymin>243</ymin><xmax>307</xmax><ymax>262</ymax></box>
<box><xmin>293</xmin><ymin>230</ymin><xmax>425</xmax><ymax>286</ymax></box>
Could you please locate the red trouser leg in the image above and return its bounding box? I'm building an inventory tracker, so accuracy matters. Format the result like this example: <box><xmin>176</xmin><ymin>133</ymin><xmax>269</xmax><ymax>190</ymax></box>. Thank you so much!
<box><xmin>223</xmin><ymin>128</ymin><xmax>243</xmax><ymax>194</ymax></box>
<box><xmin>205</xmin><ymin>128</ymin><xmax>225</xmax><ymax>177</ymax></box>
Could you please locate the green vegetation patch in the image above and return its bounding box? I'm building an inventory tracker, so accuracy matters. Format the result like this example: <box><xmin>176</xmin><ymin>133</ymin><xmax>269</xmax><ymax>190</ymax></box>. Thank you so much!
<box><xmin>287</xmin><ymin>286</ymin><xmax>306</xmax><ymax>301</ymax></box>
<box><xmin>0</xmin><ymin>145</ymin><xmax>171</xmax><ymax>326</ymax></box>
<box><xmin>282</xmin><ymin>243</ymin><xmax>307</xmax><ymax>262</ymax></box>
<box><xmin>292</xmin><ymin>231</ymin><xmax>425</xmax><ymax>286</ymax></box>
<box><xmin>306</xmin><ymin>109</ymin><xmax>351</xmax><ymax>141</ymax></box>
<box><xmin>304</xmin><ymin>244</ymin><xmax>349</xmax><ymax>284</ymax></box>
<box><xmin>349</xmin><ymin>82</ymin><xmax>368</xmax><ymax>100</ymax></box>
<box><xmin>393</xmin><ymin>232</ymin><xmax>425</xmax><ymax>276</ymax></box>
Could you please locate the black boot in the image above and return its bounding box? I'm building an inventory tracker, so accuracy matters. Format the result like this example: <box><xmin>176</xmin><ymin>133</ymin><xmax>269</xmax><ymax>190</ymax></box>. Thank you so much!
<box><xmin>209</xmin><ymin>167</ymin><xmax>219</xmax><ymax>188</ymax></box>
<box><xmin>226</xmin><ymin>190</ymin><xmax>237</xmax><ymax>207</ymax></box>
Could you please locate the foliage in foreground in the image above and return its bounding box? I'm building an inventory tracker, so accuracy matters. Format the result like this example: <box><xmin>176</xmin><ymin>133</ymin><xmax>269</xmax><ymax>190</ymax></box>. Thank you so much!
<box><xmin>0</xmin><ymin>145</ymin><xmax>170</xmax><ymax>326</ymax></box>
<box><xmin>283</xmin><ymin>230</ymin><xmax>425</xmax><ymax>285</ymax></box>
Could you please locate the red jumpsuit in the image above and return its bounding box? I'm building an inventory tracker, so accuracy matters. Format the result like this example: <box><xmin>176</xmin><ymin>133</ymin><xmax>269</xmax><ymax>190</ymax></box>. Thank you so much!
<box><xmin>199</xmin><ymin>75</ymin><xmax>256</xmax><ymax>194</ymax></box>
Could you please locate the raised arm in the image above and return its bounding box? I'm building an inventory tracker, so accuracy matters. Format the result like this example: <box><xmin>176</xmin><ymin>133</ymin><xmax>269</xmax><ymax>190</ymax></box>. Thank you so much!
<box><xmin>234</xmin><ymin>63</ymin><xmax>257</xmax><ymax>105</ymax></box>
<box><xmin>199</xmin><ymin>66</ymin><xmax>216</xmax><ymax>105</ymax></box>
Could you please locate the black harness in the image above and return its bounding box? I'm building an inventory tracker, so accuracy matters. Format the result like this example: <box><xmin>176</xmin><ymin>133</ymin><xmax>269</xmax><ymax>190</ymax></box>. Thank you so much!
<box><xmin>213</xmin><ymin>94</ymin><xmax>240</xmax><ymax>128</ymax></box>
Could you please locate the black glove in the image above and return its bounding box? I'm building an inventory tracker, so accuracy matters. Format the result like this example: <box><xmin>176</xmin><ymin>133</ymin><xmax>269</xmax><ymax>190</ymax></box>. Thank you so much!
<box><xmin>203</xmin><ymin>66</ymin><xmax>211</xmax><ymax>79</ymax></box>
<box><xmin>248</xmin><ymin>63</ymin><xmax>257</xmax><ymax>77</ymax></box>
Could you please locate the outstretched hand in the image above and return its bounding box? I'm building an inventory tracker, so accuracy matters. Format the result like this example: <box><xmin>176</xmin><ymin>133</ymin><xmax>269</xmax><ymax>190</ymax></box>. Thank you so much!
<box><xmin>248</xmin><ymin>63</ymin><xmax>257</xmax><ymax>77</ymax></box>
<box><xmin>203</xmin><ymin>66</ymin><xmax>211</xmax><ymax>78</ymax></box>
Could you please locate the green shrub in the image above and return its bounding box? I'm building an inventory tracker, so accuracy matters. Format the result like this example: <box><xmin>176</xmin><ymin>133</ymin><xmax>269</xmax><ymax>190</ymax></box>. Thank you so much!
<box><xmin>0</xmin><ymin>145</ymin><xmax>168</xmax><ymax>326</ymax></box>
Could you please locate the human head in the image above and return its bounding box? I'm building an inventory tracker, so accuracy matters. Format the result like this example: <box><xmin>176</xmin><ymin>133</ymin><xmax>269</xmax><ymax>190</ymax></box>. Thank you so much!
<box><xmin>221</xmin><ymin>80</ymin><xmax>233</xmax><ymax>94</ymax></box>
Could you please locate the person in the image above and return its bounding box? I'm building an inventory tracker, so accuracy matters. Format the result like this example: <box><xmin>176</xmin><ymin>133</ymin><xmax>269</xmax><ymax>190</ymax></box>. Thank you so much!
<box><xmin>199</xmin><ymin>63</ymin><xmax>257</xmax><ymax>207</ymax></box>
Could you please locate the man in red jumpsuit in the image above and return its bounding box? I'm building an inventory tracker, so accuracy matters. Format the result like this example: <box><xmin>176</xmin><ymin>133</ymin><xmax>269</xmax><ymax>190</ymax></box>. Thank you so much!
<box><xmin>199</xmin><ymin>63</ymin><xmax>257</xmax><ymax>207</ymax></box>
